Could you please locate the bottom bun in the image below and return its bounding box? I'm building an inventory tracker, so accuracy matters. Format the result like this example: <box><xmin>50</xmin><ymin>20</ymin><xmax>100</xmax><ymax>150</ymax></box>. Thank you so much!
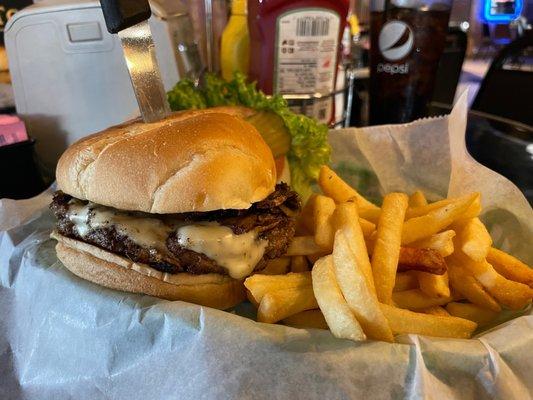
<box><xmin>53</xmin><ymin>232</ymin><xmax>246</xmax><ymax>310</ymax></box>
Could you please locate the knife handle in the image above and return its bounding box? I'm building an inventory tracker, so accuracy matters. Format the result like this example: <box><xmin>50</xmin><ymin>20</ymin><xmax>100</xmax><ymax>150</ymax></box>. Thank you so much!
<box><xmin>99</xmin><ymin>0</ymin><xmax>152</xmax><ymax>34</ymax></box>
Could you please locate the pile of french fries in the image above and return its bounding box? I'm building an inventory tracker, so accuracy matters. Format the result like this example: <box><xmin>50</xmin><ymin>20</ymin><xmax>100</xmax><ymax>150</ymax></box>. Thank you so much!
<box><xmin>244</xmin><ymin>166</ymin><xmax>533</xmax><ymax>341</ymax></box>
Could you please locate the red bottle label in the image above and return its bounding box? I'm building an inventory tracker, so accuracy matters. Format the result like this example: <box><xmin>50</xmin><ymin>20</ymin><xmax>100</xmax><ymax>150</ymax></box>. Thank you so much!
<box><xmin>274</xmin><ymin>9</ymin><xmax>340</xmax><ymax>122</ymax></box>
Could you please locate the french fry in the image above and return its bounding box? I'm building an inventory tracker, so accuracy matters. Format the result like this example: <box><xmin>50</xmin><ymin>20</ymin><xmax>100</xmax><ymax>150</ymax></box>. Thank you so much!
<box><xmin>365</xmin><ymin>236</ymin><xmax>375</xmax><ymax>255</ymax></box>
<box><xmin>260</xmin><ymin>257</ymin><xmax>291</xmax><ymax>275</ymax></box>
<box><xmin>312</xmin><ymin>256</ymin><xmax>366</xmax><ymax>341</ymax></box>
<box><xmin>290</xmin><ymin>256</ymin><xmax>309</xmax><ymax>273</ymax></box>
<box><xmin>331</xmin><ymin>201</ymin><xmax>376</xmax><ymax>295</ymax></box>
<box><xmin>287</xmin><ymin>177</ymin><xmax>528</xmax><ymax>342</ymax></box>
<box><xmin>297</xmin><ymin>194</ymin><xmax>318</xmax><ymax>234</ymax></box>
<box><xmin>455</xmin><ymin>218</ymin><xmax>492</xmax><ymax>262</ymax></box>
<box><xmin>401</xmin><ymin>193</ymin><xmax>478</xmax><ymax>244</ymax></box>
<box><xmin>392</xmin><ymin>289</ymin><xmax>452</xmax><ymax>310</ymax></box>
<box><xmin>357</xmin><ymin>208</ymin><xmax>382</xmax><ymax>224</ymax></box>
<box><xmin>411</xmin><ymin>230</ymin><xmax>456</xmax><ymax>257</ymax></box>
<box><xmin>406</xmin><ymin>193</ymin><xmax>480</xmax><ymax>220</ymax></box>
<box><xmin>282</xmin><ymin>310</ymin><xmax>328</xmax><ymax>330</ymax></box>
<box><xmin>420</xmin><ymin>306</ymin><xmax>450</xmax><ymax>317</ymax></box>
<box><xmin>366</xmin><ymin>240</ymin><xmax>449</xmax><ymax>274</ymax></box>
<box><xmin>397</xmin><ymin>247</ymin><xmax>447</xmax><ymax>275</ymax></box>
<box><xmin>417</xmin><ymin>271</ymin><xmax>450</xmax><ymax>298</ymax></box>
<box><xmin>244</xmin><ymin>272</ymin><xmax>312</xmax><ymax>306</ymax></box>
<box><xmin>447</xmin><ymin>261</ymin><xmax>501</xmax><ymax>312</ymax></box>
<box><xmin>257</xmin><ymin>286</ymin><xmax>318</xmax><ymax>323</ymax></box>
<box><xmin>285</xmin><ymin>236</ymin><xmax>324</xmax><ymax>256</ymax></box>
<box><xmin>445</xmin><ymin>302</ymin><xmax>498</xmax><ymax>327</ymax></box>
<box><xmin>333</xmin><ymin>231</ymin><xmax>393</xmax><ymax>341</ymax></box>
<box><xmin>394</xmin><ymin>272</ymin><xmax>418</xmax><ymax>292</ymax></box>
<box><xmin>380</xmin><ymin>304</ymin><xmax>477</xmax><ymax>339</ymax></box>
<box><xmin>318</xmin><ymin>165</ymin><xmax>381</xmax><ymax>222</ymax></box>
<box><xmin>371</xmin><ymin>193</ymin><xmax>409</xmax><ymax>304</ymax></box>
<box><xmin>313</xmin><ymin>195</ymin><xmax>336</xmax><ymax>251</ymax></box>
<box><xmin>450</xmin><ymin>288</ymin><xmax>466</xmax><ymax>301</ymax></box>
<box><xmin>449</xmin><ymin>250</ymin><xmax>532</xmax><ymax>310</ymax></box>
<box><xmin>246</xmin><ymin>292</ymin><xmax>260</xmax><ymax>308</ymax></box>
<box><xmin>359</xmin><ymin>218</ymin><xmax>376</xmax><ymax>238</ymax></box>
<box><xmin>471</xmin><ymin>262</ymin><xmax>531</xmax><ymax>309</ymax></box>
<box><xmin>340</xmin><ymin>218</ymin><xmax>376</xmax><ymax>241</ymax></box>
<box><xmin>406</xmin><ymin>198</ymin><xmax>453</xmax><ymax>219</ymax></box>
<box><xmin>307</xmin><ymin>253</ymin><xmax>323</xmax><ymax>264</ymax></box>
<box><xmin>295</xmin><ymin>225</ymin><xmax>312</xmax><ymax>236</ymax></box>
<box><xmin>487</xmin><ymin>247</ymin><xmax>533</xmax><ymax>289</ymax></box>
<box><xmin>409</xmin><ymin>190</ymin><xmax>428</xmax><ymax>207</ymax></box>
<box><xmin>456</xmin><ymin>195</ymin><xmax>482</xmax><ymax>222</ymax></box>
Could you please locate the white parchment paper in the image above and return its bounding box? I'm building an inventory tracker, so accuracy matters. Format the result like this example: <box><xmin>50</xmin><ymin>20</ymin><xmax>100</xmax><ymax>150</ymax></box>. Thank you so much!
<box><xmin>1</xmin><ymin>93</ymin><xmax>532</xmax><ymax>400</ymax></box>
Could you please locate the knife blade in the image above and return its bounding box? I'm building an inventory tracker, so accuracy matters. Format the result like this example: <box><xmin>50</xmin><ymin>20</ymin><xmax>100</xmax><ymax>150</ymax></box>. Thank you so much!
<box><xmin>100</xmin><ymin>0</ymin><xmax>170</xmax><ymax>123</ymax></box>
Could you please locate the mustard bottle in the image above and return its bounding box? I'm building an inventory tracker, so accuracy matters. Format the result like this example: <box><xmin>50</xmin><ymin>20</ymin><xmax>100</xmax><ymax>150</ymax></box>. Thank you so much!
<box><xmin>220</xmin><ymin>0</ymin><xmax>250</xmax><ymax>81</ymax></box>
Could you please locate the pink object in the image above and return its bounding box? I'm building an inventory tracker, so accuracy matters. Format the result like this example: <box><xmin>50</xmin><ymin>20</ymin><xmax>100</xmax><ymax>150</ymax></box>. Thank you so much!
<box><xmin>0</xmin><ymin>115</ymin><xmax>29</xmax><ymax>147</ymax></box>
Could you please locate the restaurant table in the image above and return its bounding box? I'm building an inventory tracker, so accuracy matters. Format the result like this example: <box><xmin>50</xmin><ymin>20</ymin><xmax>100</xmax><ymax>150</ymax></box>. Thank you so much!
<box><xmin>429</xmin><ymin>104</ymin><xmax>533</xmax><ymax>204</ymax></box>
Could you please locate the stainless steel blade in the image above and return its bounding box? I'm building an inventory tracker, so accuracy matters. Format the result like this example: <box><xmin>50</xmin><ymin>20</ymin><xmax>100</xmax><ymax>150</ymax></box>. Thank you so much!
<box><xmin>118</xmin><ymin>21</ymin><xmax>170</xmax><ymax>123</ymax></box>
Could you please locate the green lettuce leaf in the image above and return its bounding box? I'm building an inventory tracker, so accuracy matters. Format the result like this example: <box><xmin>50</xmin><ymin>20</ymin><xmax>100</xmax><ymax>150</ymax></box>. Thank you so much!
<box><xmin>167</xmin><ymin>79</ymin><xmax>206</xmax><ymax>109</ymax></box>
<box><xmin>167</xmin><ymin>73</ymin><xmax>331</xmax><ymax>199</ymax></box>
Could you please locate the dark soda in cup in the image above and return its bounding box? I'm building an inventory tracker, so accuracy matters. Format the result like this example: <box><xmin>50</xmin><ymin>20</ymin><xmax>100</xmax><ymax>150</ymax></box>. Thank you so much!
<box><xmin>369</xmin><ymin>0</ymin><xmax>452</xmax><ymax>125</ymax></box>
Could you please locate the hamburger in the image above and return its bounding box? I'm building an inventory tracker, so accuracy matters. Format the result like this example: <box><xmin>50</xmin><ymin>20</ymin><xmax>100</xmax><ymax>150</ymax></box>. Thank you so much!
<box><xmin>50</xmin><ymin>110</ymin><xmax>300</xmax><ymax>310</ymax></box>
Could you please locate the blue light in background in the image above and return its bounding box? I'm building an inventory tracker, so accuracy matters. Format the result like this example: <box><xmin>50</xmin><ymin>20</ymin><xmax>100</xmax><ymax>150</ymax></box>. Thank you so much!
<box><xmin>481</xmin><ymin>0</ymin><xmax>523</xmax><ymax>23</ymax></box>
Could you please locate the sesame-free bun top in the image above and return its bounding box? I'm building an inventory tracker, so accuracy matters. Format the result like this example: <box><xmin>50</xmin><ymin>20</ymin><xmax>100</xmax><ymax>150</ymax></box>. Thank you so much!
<box><xmin>56</xmin><ymin>110</ymin><xmax>277</xmax><ymax>213</ymax></box>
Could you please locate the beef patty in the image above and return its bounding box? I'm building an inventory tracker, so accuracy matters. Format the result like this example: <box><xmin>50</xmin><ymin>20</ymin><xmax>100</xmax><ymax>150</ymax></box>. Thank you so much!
<box><xmin>50</xmin><ymin>183</ymin><xmax>299</xmax><ymax>276</ymax></box>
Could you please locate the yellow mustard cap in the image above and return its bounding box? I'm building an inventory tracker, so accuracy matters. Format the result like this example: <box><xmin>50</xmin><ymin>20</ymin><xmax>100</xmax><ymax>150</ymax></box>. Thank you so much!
<box><xmin>232</xmin><ymin>0</ymin><xmax>247</xmax><ymax>15</ymax></box>
<box><xmin>349</xmin><ymin>14</ymin><xmax>360</xmax><ymax>36</ymax></box>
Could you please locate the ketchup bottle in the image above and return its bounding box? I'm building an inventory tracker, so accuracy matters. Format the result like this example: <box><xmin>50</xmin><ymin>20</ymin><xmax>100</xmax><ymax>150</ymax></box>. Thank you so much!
<box><xmin>248</xmin><ymin>0</ymin><xmax>349</xmax><ymax>123</ymax></box>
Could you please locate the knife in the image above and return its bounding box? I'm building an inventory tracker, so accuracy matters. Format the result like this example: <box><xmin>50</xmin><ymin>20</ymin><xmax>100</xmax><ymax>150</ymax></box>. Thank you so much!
<box><xmin>99</xmin><ymin>0</ymin><xmax>170</xmax><ymax>123</ymax></box>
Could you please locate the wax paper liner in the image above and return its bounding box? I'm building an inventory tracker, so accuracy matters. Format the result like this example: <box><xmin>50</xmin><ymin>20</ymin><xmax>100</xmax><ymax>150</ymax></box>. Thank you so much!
<box><xmin>1</xmin><ymin>93</ymin><xmax>532</xmax><ymax>400</ymax></box>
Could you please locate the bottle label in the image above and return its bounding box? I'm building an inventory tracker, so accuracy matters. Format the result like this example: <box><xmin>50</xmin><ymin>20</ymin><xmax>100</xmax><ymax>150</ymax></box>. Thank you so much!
<box><xmin>274</xmin><ymin>8</ymin><xmax>341</xmax><ymax>123</ymax></box>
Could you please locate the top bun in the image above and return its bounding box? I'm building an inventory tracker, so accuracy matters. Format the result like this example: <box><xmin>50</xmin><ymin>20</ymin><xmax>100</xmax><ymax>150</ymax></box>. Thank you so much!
<box><xmin>56</xmin><ymin>110</ymin><xmax>277</xmax><ymax>213</ymax></box>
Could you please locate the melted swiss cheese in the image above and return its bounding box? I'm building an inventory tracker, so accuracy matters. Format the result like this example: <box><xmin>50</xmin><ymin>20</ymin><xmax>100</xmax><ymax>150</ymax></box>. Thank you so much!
<box><xmin>66</xmin><ymin>202</ymin><xmax>266</xmax><ymax>279</ymax></box>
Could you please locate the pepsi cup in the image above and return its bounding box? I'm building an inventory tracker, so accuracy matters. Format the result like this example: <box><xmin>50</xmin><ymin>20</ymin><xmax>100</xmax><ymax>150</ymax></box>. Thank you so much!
<box><xmin>369</xmin><ymin>0</ymin><xmax>453</xmax><ymax>125</ymax></box>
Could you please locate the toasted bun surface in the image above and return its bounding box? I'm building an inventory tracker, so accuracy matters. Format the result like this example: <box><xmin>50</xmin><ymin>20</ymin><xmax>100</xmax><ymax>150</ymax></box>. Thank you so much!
<box><xmin>52</xmin><ymin>232</ymin><xmax>246</xmax><ymax>310</ymax></box>
<box><xmin>56</xmin><ymin>110</ymin><xmax>276</xmax><ymax>213</ymax></box>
